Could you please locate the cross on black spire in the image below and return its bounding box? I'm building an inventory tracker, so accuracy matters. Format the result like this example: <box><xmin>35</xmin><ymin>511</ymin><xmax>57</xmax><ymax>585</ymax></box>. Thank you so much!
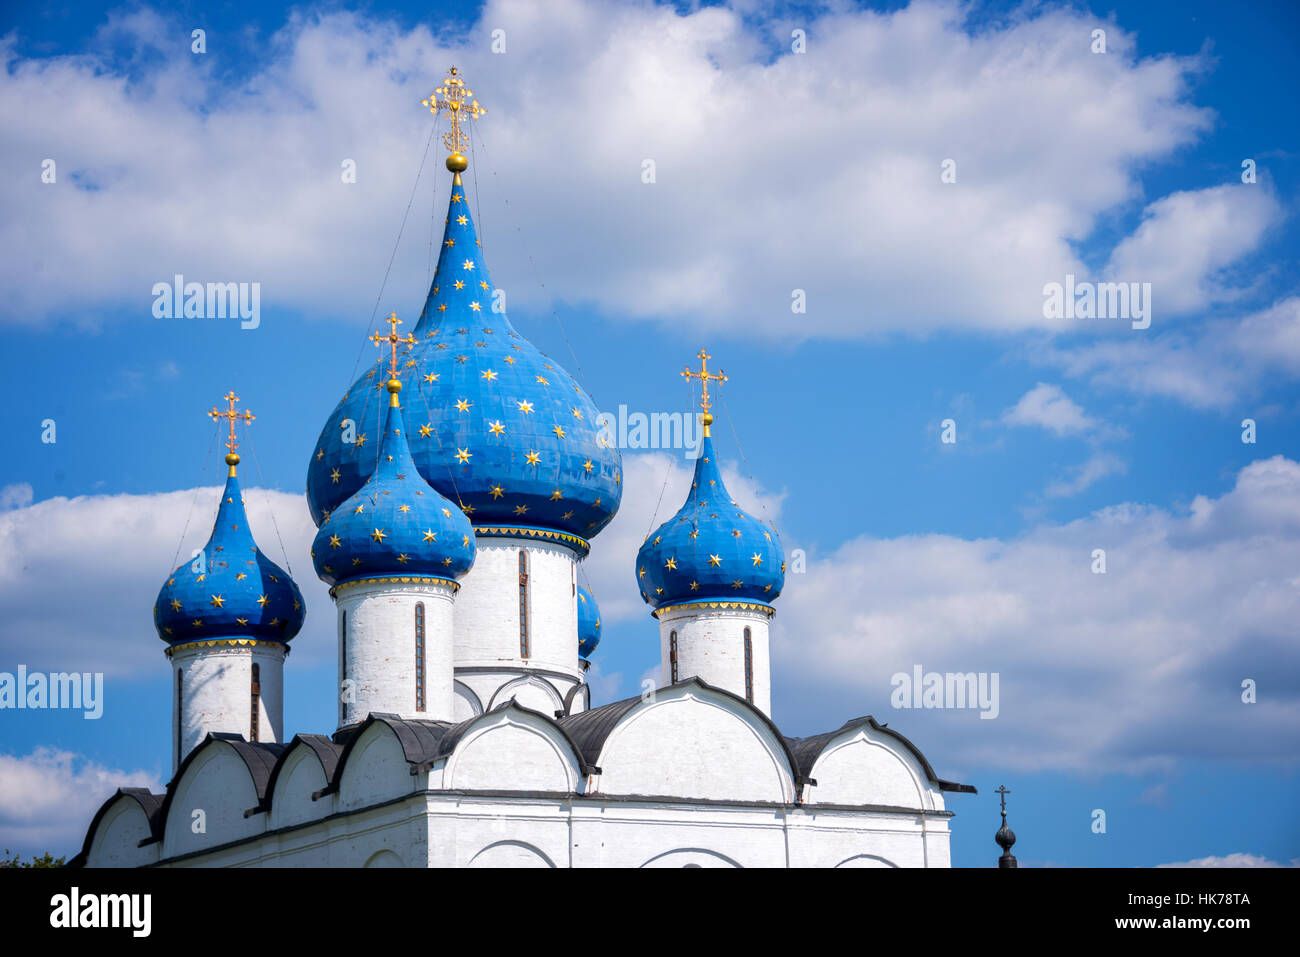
<box><xmin>994</xmin><ymin>785</ymin><xmax>1018</xmax><ymax>869</ymax></box>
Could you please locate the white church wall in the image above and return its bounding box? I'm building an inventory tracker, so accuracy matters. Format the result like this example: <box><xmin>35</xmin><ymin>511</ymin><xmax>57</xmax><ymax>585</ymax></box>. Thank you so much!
<box><xmin>141</xmin><ymin>785</ymin><xmax>949</xmax><ymax>868</ymax></box>
<box><xmin>165</xmin><ymin>796</ymin><xmax>430</xmax><ymax>868</ymax></box>
<box><xmin>424</xmin><ymin>795</ymin><xmax>572</xmax><ymax>867</ymax></box>
<box><xmin>784</xmin><ymin>808</ymin><xmax>937</xmax><ymax>867</ymax></box>
<box><xmin>924</xmin><ymin>825</ymin><xmax>953</xmax><ymax>867</ymax></box>
<box><xmin>162</xmin><ymin>743</ymin><xmax>265</xmax><ymax>859</ymax></box>
<box><xmin>592</xmin><ymin>687</ymin><xmax>793</xmax><ymax>803</ymax></box>
<box><xmin>567</xmin><ymin>801</ymin><xmax>786</xmax><ymax>867</ymax></box>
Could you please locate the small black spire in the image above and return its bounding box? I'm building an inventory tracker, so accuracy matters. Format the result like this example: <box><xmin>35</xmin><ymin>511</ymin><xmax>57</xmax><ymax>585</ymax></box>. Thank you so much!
<box><xmin>994</xmin><ymin>784</ymin><xmax>1018</xmax><ymax>868</ymax></box>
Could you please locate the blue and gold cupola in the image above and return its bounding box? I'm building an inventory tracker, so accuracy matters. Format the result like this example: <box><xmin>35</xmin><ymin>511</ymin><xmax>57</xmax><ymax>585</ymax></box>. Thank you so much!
<box><xmin>305</xmin><ymin>67</ymin><xmax>621</xmax><ymax>554</ymax></box>
<box><xmin>312</xmin><ymin>314</ymin><xmax>476</xmax><ymax>588</ymax></box>
<box><xmin>155</xmin><ymin>393</ymin><xmax>305</xmax><ymax>649</ymax></box>
<box><xmin>577</xmin><ymin>583</ymin><xmax>601</xmax><ymax>659</ymax></box>
<box><xmin>635</xmin><ymin>352</ymin><xmax>784</xmax><ymax>613</ymax></box>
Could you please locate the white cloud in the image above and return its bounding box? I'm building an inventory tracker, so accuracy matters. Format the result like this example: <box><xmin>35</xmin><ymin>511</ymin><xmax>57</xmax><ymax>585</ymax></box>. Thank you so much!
<box><xmin>1043</xmin><ymin>296</ymin><xmax>1300</xmax><ymax>409</ymax></box>
<box><xmin>999</xmin><ymin>385</ymin><xmax>1125</xmax><ymax>498</ymax></box>
<box><xmin>0</xmin><ymin>0</ymin><xmax>1227</xmax><ymax>337</ymax></box>
<box><xmin>1105</xmin><ymin>184</ymin><xmax>1280</xmax><ymax>317</ymax></box>
<box><xmin>1043</xmin><ymin>451</ymin><xmax>1126</xmax><ymax>498</ymax></box>
<box><xmin>0</xmin><ymin>483</ymin><xmax>34</xmax><ymax>511</ymax></box>
<box><xmin>771</xmin><ymin>455</ymin><xmax>1300</xmax><ymax>774</ymax></box>
<box><xmin>1157</xmin><ymin>853</ymin><xmax>1299</xmax><ymax>868</ymax></box>
<box><xmin>1003</xmin><ymin>383</ymin><xmax>1097</xmax><ymax>435</ymax></box>
<box><xmin>0</xmin><ymin>748</ymin><xmax>161</xmax><ymax>857</ymax></box>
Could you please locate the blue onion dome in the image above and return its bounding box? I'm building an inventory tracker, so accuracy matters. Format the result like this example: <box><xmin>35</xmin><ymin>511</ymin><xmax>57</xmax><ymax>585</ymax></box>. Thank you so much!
<box><xmin>155</xmin><ymin>467</ymin><xmax>305</xmax><ymax>647</ymax></box>
<box><xmin>305</xmin><ymin>178</ymin><xmax>621</xmax><ymax>552</ymax></box>
<box><xmin>312</xmin><ymin>380</ymin><xmax>476</xmax><ymax>588</ymax></box>
<box><xmin>577</xmin><ymin>584</ymin><xmax>602</xmax><ymax>659</ymax></box>
<box><xmin>636</xmin><ymin>435</ymin><xmax>784</xmax><ymax>612</ymax></box>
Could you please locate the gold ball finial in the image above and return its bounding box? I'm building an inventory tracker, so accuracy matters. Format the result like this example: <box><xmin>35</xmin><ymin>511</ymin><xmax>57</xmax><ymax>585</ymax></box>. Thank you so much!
<box><xmin>446</xmin><ymin>152</ymin><xmax>468</xmax><ymax>172</ymax></box>
<box><xmin>225</xmin><ymin>452</ymin><xmax>240</xmax><ymax>466</ymax></box>
<box><xmin>387</xmin><ymin>378</ymin><xmax>402</xmax><ymax>394</ymax></box>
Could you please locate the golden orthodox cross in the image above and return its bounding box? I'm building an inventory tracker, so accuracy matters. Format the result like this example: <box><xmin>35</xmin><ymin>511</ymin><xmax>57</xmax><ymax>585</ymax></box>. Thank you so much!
<box><xmin>422</xmin><ymin>66</ymin><xmax>486</xmax><ymax>159</ymax></box>
<box><xmin>208</xmin><ymin>391</ymin><xmax>254</xmax><ymax>456</ymax></box>
<box><xmin>682</xmin><ymin>349</ymin><xmax>727</xmax><ymax>435</ymax></box>
<box><xmin>370</xmin><ymin>311</ymin><xmax>416</xmax><ymax>380</ymax></box>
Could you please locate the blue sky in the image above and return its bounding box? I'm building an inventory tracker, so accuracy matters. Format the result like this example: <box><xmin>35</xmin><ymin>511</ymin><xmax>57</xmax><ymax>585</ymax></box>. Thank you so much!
<box><xmin>1</xmin><ymin>0</ymin><xmax>1298</xmax><ymax>866</ymax></box>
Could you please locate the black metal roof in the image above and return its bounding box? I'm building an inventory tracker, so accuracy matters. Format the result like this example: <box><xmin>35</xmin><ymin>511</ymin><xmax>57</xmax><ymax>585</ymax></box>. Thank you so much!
<box><xmin>556</xmin><ymin>695</ymin><xmax>642</xmax><ymax>769</ymax></box>
<box><xmin>256</xmin><ymin>734</ymin><xmax>345</xmax><ymax>814</ymax></box>
<box><xmin>320</xmin><ymin>713</ymin><xmax>455</xmax><ymax>792</ymax></box>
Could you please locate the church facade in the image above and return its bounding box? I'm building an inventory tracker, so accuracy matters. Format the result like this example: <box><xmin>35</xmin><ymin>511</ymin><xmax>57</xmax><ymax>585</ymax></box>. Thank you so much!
<box><xmin>73</xmin><ymin>68</ymin><xmax>973</xmax><ymax>869</ymax></box>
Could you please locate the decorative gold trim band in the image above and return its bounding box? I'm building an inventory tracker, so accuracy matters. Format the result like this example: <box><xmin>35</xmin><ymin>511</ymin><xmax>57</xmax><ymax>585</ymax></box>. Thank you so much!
<box><xmin>164</xmin><ymin>638</ymin><xmax>289</xmax><ymax>657</ymax></box>
<box><xmin>330</xmin><ymin>575</ymin><xmax>460</xmax><ymax>599</ymax></box>
<box><xmin>473</xmin><ymin>525</ymin><xmax>591</xmax><ymax>555</ymax></box>
<box><xmin>652</xmin><ymin>600</ymin><xmax>776</xmax><ymax>620</ymax></box>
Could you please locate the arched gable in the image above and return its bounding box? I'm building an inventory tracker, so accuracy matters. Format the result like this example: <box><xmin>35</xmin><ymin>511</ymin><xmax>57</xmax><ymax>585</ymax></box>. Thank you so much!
<box><xmin>802</xmin><ymin>721</ymin><xmax>948</xmax><ymax>811</ymax></box>
<box><xmin>160</xmin><ymin>736</ymin><xmax>277</xmax><ymax>859</ymax></box>
<box><xmin>487</xmin><ymin>674</ymin><xmax>564</xmax><ymax>716</ymax></box>
<box><xmin>75</xmin><ymin>789</ymin><xmax>162</xmax><ymax>868</ymax></box>
<box><xmin>336</xmin><ymin>720</ymin><xmax>425</xmax><ymax>810</ymax></box>
<box><xmin>326</xmin><ymin>713</ymin><xmax>453</xmax><ymax>809</ymax></box>
<box><xmin>560</xmin><ymin>680</ymin><xmax>590</xmax><ymax>716</ymax></box>
<box><xmin>440</xmin><ymin>701</ymin><xmax>584</xmax><ymax>793</ymax></box>
<box><xmin>266</xmin><ymin>735</ymin><xmax>340</xmax><ymax>829</ymax></box>
<box><xmin>586</xmin><ymin>680</ymin><xmax>797</xmax><ymax>803</ymax></box>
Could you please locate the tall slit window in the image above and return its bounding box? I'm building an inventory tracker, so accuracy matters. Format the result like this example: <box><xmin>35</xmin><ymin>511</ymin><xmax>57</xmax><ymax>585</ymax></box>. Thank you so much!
<box><xmin>175</xmin><ymin>668</ymin><xmax>183</xmax><ymax>767</ymax></box>
<box><xmin>414</xmin><ymin>602</ymin><xmax>426</xmax><ymax>712</ymax></box>
<box><xmin>669</xmin><ymin>630</ymin><xmax>679</xmax><ymax>683</ymax></box>
<box><xmin>340</xmin><ymin>610</ymin><xmax>347</xmax><ymax>724</ymax></box>
<box><xmin>743</xmin><ymin>627</ymin><xmax>754</xmax><ymax>703</ymax></box>
<box><xmin>250</xmin><ymin>663</ymin><xmax>261</xmax><ymax>742</ymax></box>
<box><xmin>518</xmin><ymin>551</ymin><xmax>530</xmax><ymax>658</ymax></box>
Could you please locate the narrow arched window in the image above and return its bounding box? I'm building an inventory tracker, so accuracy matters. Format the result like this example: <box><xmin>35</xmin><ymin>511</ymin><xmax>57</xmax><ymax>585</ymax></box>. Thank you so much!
<box><xmin>518</xmin><ymin>551</ymin><xmax>530</xmax><ymax>658</ymax></box>
<box><xmin>250</xmin><ymin>662</ymin><xmax>261</xmax><ymax>742</ymax></box>
<box><xmin>339</xmin><ymin>610</ymin><xmax>347</xmax><ymax>724</ymax></box>
<box><xmin>743</xmin><ymin>627</ymin><xmax>754</xmax><ymax>704</ymax></box>
<box><xmin>414</xmin><ymin>602</ymin><xmax>426</xmax><ymax>712</ymax></box>
<box><xmin>175</xmin><ymin>668</ymin><xmax>183</xmax><ymax>767</ymax></box>
<box><xmin>669</xmin><ymin>630</ymin><xmax>678</xmax><ymax>683</ymax></box>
